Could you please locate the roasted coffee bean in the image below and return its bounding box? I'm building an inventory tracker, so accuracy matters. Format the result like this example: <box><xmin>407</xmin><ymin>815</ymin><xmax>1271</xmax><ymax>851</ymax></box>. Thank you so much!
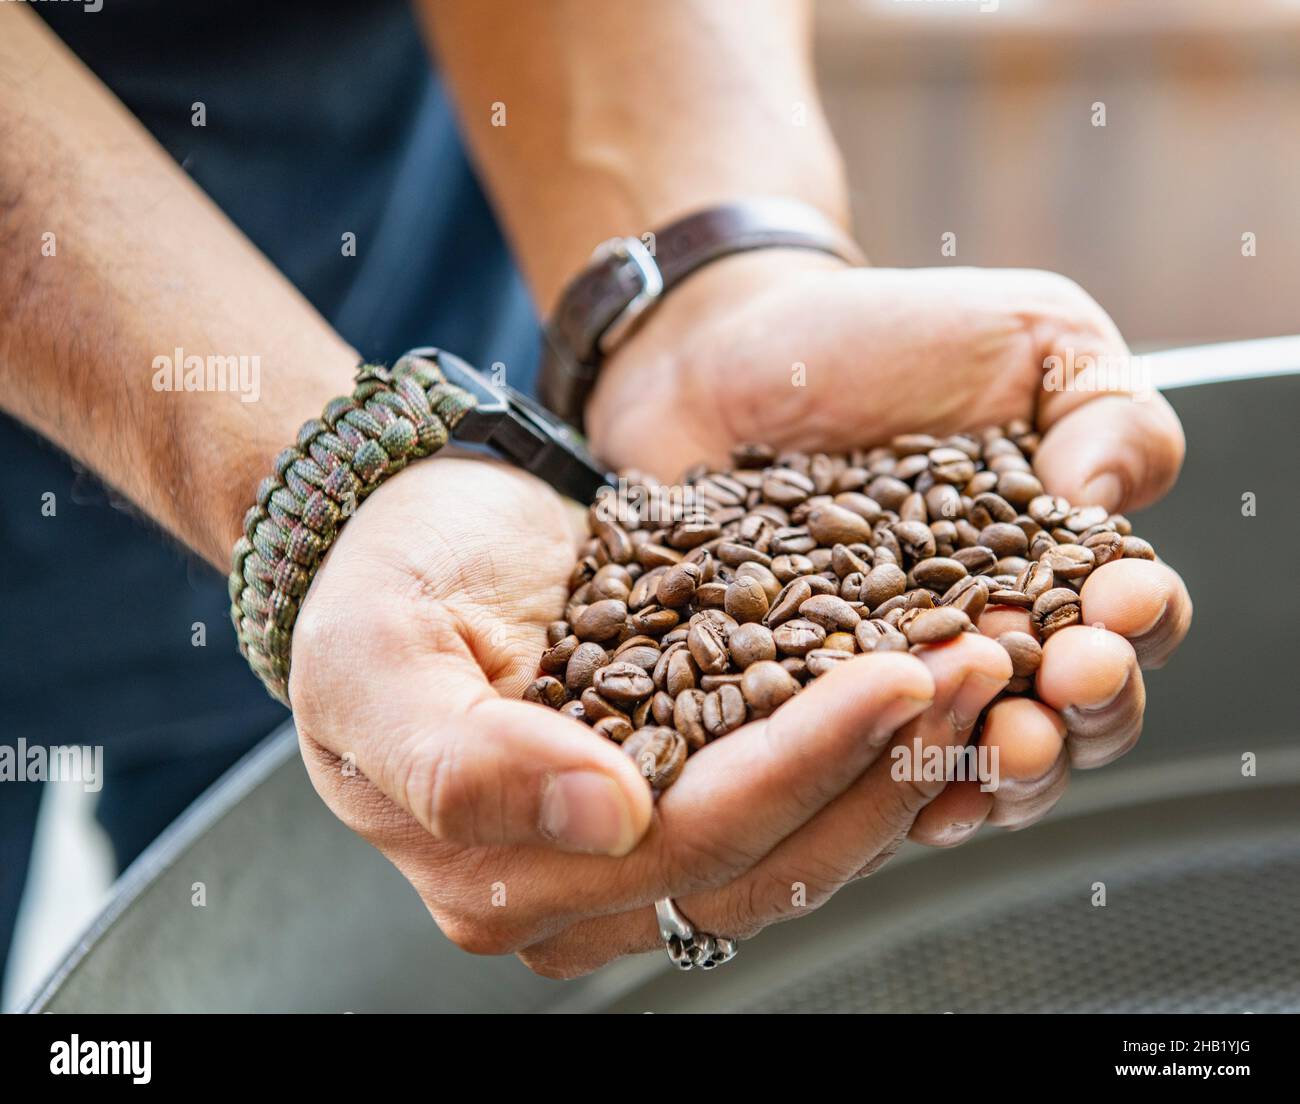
<box><xmin>1083</xmin><ymin>530</ymin><xmax>1123</xmax><ymax>567</ymax></box>
<box><xmin>831</xmin><ymin>543</ymin><xmax>873</xmax><ymax>579</ymax></box>
<box><xmin>540</xmin><ymin>634</ymin><xmax>580</xmax><ymax>675</ymax></box>
<box><xmin>623</xmin><ymin>727</ymin><xmax>687</xmax><ymax>790</ymax></box>
<box><xmin>905</xmin><ymin>607</ymin><xmax>971</xmax><ymax>645</ymax></box>
<box><xmin>766</xmin><ymin>577</ymin><xmax>814</xmax><ymax>627</ymax></box>
<box><xmin>673</xmin><ymin>689</ymin><xmax>709</xmax><ymax>750</ymax></box>
<box><xmin>687</xmin><ymin>619</ymin><xmax>730</xmax><ymax>674</ymax></box>
<box><xmin>629</xmin><ymin>604</ymin><xmax>679</xmax><ymax>635</ymax></box>
<box><xmin>893</xmin><ymin>520</ymin><xmax>937</xmax><ymax>565</ymax></box>
<box><xmin>996</xmin><ymin>470</ymin><xmax>1045</xmax><ymax>508</ymax></box>
<box><xmin>593</xmin><ymin>661</ymin><xmax>655</xmax><ymax>706</ymax></box>
<box><xmin>996</xmin><ymin>631</ymin><xmax>1043</xmax><ymax>678</ymax></box>
<box><xmin>702</xmin><ymin>684</ymin><xmax>747</xmax><ymax>738</ymax></box>
<box><xmin>736</xmin><ymin>561</ymin><xmax>782</xmax><ymax>602</ymax></box>
<box><xmin>593</xmin><ymin>715</ymin><xmax>634</xmax><ymax>744</ymax></box>
<box><xmin>929</xmin><ymin>447</ymin><xmax>977</xmax><ymax>485</ymax></box>
<box><xmin>772</xmin><ymin>617</ymin><xmax>827</xmax><ymax>656</ymax></box>
<box><xmin>1066</xmin><ymin>505</ymin><xmax>1109</xmax><ymax>533</ymax></box>
<box><xmin>1017</xmin><ymin>559</ymin><xmax>1056</xmax><ymax>601</ymax></box>
<box><xmin>546</xmin><ymin>621</ymin><xmax>571</xmax><ymax>647</ymax></box>
<box><xmin>860</xmin><ymin>563</ymin><xmax>908</xmax><ymax>610</ymax></box>
<box><xmin>978</xmin><ymin>522</ymin><xmax>1029</xmax><ymax>559</ymax></box>
<box><xmin>912</xmin><ymin>556</ymin><xmax>967</xmax><ymax>589</ymax></box>
<box><xmin>574</xmin><ymin>599</ymin><xmax>628</xmax><ymax>642</ymax></box>
<box><xmin>666</xmin><ymin>645</ymin><xmax>701</xmax><ymax>695</ymax></box>
<box><xmin>953</xmin><ymin>545</ymin><xmax>998</xmax><ymax>575</ymax></box>
<box><xmin>1028</xmin><ymin>494</ymin><xmax>1071</xmax><ymax>527</ymax></box>
<box><xmin>725</xmin><ymin>576</ymin><xmax>771</xmax><ymax>623</ymax></box>
<box><xmin>1032</xmin><ymin>588</ymin><xmax>1082</xmax><ymax>639</ymax></box>
<box><xmin>565</xmin><ymin>642</ymin><xmax>609</xmax><ymax>694</ymax></box>
<box><xmin>823</xmin><ymin>631</ymin><xmax>857</xmax><ymax>653</ymax></box>
<box><xmin>799</xmin><ymin>593</ymin><xmax>861</xmax><ymax>633</ymax></box>
<box><xmin>805</xmin><ymin>648</ymin><xmax>854</xmax><ymax>677</ymax></box>
<box><xmin>657</xmin><ymin>561</ymin><xmax>702</xmax><ymax>608</ymax></box>
<box><xmin>807</xmin><ymin>502</ymin><xmax>873</xmax><ymax>545</ymax></box>
<box><xmin>741</xmin><ymin>660</ymin><xmax>800</xmax><ymax>717</ymax></box>
<box><xmin>524</xmin><ymin>676</ymin><xmax>566</xmax><ymax>709</ymax></box>
<box><xmin>728</xmin><ymin>621</ymin><xmax>778</xmax><ymax>668</ymax></box>
<box><xmin>987</xmin><ymin>588</ymin><xmax>1034</xmax><ymax>609</ymax></box>
<box><xmin>1043</xmin><ymin>543</ymin><xmax>1096</xmax><ymax>580</ymax></box>
<box><xmin>560</xmin><ymin>700</ymin><xmax>586</xmax><ymax>723</ymax></box>
<box><xmin>971</xmin><ymin>492</ymin><xmax>1017</xmax><ymax>527</ymax></box>
<box><xmin>1121</xmin><ymin>535</ymin><xmax>1156</xmax><ymax>560</ymax></box>
<box><xmin>650</xmin><ymin>690</ymin><xmax>675</xmax><ymax>727</ymax></box>
<box><xmin>580</xmin><ymin>687</ymin><xmax>629</xmax><ymax>724</ymax></box>
<box><xmin>770</xmin><ymin>553</ymin><xmax>815</xmax><ymax>583</ymax></box>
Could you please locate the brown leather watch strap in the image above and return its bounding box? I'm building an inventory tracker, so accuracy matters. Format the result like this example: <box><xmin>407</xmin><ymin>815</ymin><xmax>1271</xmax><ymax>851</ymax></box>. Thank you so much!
<box><xmin>539</xmin><ymin>198</ymin><xmax>865</xmax><ymax>427</ymax></box>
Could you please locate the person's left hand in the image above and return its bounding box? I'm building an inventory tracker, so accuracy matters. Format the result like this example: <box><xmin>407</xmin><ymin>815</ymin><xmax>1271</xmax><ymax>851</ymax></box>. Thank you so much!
<box><xmin>583</xmin><ymin>250</ymin><xmax>1192</xmax><ymax>847</ymax></box>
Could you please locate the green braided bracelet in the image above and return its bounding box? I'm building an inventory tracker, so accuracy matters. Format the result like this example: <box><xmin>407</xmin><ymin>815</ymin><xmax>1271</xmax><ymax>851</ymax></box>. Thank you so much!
<box><xmin>229</xmin><ymin>357</ymin><xmax>477</xmax><ymax>704</ymax></box>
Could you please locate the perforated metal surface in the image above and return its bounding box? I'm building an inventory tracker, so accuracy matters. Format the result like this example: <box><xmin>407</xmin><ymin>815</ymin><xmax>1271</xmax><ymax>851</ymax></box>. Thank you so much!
<box><xmin>743</xmin><ymin>834</ymin><xmax>1300</xmax><ymax>1014</ymax></box>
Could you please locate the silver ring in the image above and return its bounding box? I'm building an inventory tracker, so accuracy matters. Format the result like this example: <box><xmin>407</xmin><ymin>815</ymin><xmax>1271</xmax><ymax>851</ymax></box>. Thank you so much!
<box><xmin>655</xmin><ymin>897</ymin><xmax>738</xmax><ymax>971</ymax></box>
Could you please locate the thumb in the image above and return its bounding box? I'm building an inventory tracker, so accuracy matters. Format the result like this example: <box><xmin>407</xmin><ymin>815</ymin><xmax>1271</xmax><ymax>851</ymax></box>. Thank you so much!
<box><xmin>394</xmin><ymin>672</ymin><xmax>653</xmax><ymax>855</ymax></box>
<box><xmin>295</xmin><ymin>623</ymin><xmax>653</xmax><ymax>856</ymax></box>
<box><xmin>1034</xmin><ymin>390</ymin><xmax>1186</xmax><ymax>515</ymax></box>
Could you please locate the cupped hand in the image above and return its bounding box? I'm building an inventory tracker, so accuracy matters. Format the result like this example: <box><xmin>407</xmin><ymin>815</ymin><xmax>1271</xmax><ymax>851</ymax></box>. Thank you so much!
<box><xmin>587</xmin><ymin>253</ymin><xmax>1193</xmax><ymax>847</ymax></box>
<box><xmin>289</xmin><ymin>458</ymin><xmax>1018</xmax><ymax>977</ymax></box>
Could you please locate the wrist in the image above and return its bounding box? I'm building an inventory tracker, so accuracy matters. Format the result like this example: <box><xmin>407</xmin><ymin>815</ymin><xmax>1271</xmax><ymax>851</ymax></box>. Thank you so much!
<box><xmin>585</xmin><ymin>248</ymin><xmax>853</xmax><ymax>459</ymax></box>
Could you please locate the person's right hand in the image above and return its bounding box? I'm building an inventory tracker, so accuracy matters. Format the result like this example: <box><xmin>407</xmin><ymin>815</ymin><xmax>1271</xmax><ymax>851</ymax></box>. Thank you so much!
<box><xmin>287</xmin><ymin>457</ymin><xmax>1015</xmax><ymax>977</ymax></box>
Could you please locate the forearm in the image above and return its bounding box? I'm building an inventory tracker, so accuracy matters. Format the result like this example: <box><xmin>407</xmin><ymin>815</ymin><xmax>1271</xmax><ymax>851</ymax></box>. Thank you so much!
<box><xmin>420</xmin><ymin>0</ymin><xmax>850</xmax><ymax>313</ymax></box>
<box><xmin>0</xmin><ymin>8</ymin><xmax>357</xmax><ymax>569</ymax></box>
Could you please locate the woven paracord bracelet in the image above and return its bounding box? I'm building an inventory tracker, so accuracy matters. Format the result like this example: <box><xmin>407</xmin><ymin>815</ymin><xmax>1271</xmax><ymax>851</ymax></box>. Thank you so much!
<box><xmin>228</xmin><ymin>357</ymin><xmax>477</xmax><ymax>704</ymax></box>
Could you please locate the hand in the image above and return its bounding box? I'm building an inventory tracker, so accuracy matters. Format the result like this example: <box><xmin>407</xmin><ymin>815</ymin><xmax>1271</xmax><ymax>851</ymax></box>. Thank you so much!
<box><xmin>588</xmin><ymin>254</ymin><xmax>1192</xmax><ymax>844</ymax></box>
<box><xmin>288</xmin><ymin>458</ymin><xmax>1018</xmax><ymax>977</ymax></box>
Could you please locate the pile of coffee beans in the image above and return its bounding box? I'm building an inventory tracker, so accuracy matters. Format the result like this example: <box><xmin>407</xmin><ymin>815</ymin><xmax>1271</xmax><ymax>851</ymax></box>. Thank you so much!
<box><xmin>526</xmin><ymin>422</ymin><xmax>1158</xmax><ymax>791</ymax></box>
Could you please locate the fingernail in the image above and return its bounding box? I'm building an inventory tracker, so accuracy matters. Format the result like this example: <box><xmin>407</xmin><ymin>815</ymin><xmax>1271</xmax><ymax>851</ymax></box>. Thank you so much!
<box><xmin>540</xmin><ymin>771</ymin><xmax>637</xmax><ymax>856</ymax></box>
<box><xmin>948</xmin><ymin>671</ymin><xmax>1009</xmax><ymax>731</ymax></box>
<box><xmin>1080</xmin><ymin>471</ymin><xmax>1125</xmax><ymax>511</ymax></box>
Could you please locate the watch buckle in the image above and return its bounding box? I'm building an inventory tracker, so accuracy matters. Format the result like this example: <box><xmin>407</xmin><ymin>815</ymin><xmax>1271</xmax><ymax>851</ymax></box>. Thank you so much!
<box><xmin>591</xmin><ymin>235</ymin><xmax>664</xmax><ymax>353</ymax></box>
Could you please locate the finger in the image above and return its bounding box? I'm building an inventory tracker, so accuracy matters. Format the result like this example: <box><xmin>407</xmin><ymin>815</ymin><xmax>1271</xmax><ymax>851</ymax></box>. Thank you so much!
<box><xmin>644</xmin><ymin>652</ymin><xmax>936</xmax><ymax>886</ymax></box>
<box><xmin>980</xmin><ymin>696</ymin><xmax>1070</xmax><ymax>829</ymax></box>
<box><xmin>1035</xmin><ymin>624</ymin><xmax>1145</xmax><ymax>768</ymax></box>
<box><xmin>910</xmin><ymin>779</ymin><xmax>994</xmax><ymax>847</ymax></box>
<box><xmin>1034</xmin><ymin>392</ymin><xmax>1185</xmax><ymax>514</ymax></box>
<box><xmin>517</xmin><ymin>635</ymin><xmax>1010</xmax><ymax>978</ymax></box>
<box><xmin>1079</xmin><ymin>558</ymin><xmax>1193</xmax><ymax>669</ymax></box>
<box><xmin>290</xmin><ymin>599</ymin><xmax>653</xmax><ymax>856</ymax></box>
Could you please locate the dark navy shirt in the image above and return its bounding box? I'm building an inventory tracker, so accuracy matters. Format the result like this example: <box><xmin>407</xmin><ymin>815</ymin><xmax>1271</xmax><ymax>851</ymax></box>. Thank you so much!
<box><xmin>0</xmin><ymin>2</ymin><xmax>537</xmax><ymax>876</ymax></box>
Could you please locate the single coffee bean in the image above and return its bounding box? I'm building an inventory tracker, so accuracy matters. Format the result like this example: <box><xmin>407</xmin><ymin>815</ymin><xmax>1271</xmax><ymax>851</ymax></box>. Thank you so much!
<box><xmin>860</xmin><ymin>563</ymin><xmax>908</xmax><ymax>611</ymax></box>
<box><xmin>593</xmin><ymin>661</ymin><xmax>655</xmax><ymax>706</ymax></box>
<box><xmin>805</xmin><ymin>648</ymin><xmax>854</xmax><ymax>677</ymax></box>
<box><xmin>728</xmin><ymin>621</ymin><xmax>778</xmax><ymax>668</ymax></box>
<box><xmin>736</xmin><ymin>560</ymin><xmax>782</xmax><ymax>602</ymax></box>
<box><xmin>574</xmin><ymin>598</ymin><xmax>628</xmax><ymax>642</ymax></box>
<box><xmin>952</xmin><ymin>545</ymin><xmax>998</xmax><ymax>575</ymax></box>
<box><xmin>1066</xmin><ymin>505</ymin><xmax>1109</xmax><ymax>533</ymax></box>
<box><xmin>702</xmin><ymin>684</ymin><xmax>747</xmax><ymax>738</ymax></box>
<box><xmin>978</xmin><ymin>522</ymin><xmax>1029</xmax><ymax>559</ymax></box>
<box><xmin>893</xmin><ymin>520</ymin><xmax>937</xmax><ymax>564</ymax></box>
<box><xmin>912</xmin><ymin>556</ymin><xmax>968</xmax><ymax>589</ymax></box>
<box><xmin>987</xmin><ymin>588</ymin><xmax>1034</xmax><ymax>608</ymax></box>
<box><xmin>613</xmin><ymin>643</ymin><xmax>662</xmax><ymax>673</ymax></box>
<box><xmin>687</xmin><ymin>619</ymin><xmax>730</xmax><ymax>674</ymax></box>
<box><xmin>1043</xmin><ymin>543</ymin><xmax>1096</xmax><ymax>580</ymax></box>
<box><xmin>740</xmin><ymin>660</ymin><xmax>800</xmax><ymax>717</ymax></box>
<box><xmin>929</xmin><ymin>447</ymin><xmax>977</xmax><ymax>485</ymax></box>
<box><xmin>997</xmin><ymin>470</ymin><xmax>1044</xmax><ymax>508</ymax></box>
<box><xmin>650</xmin><ymin>690</ymin><xmax>675</xmax><ymax>727</ymax></box>
<box><xmin>540</xmin><ymin>634</ymin><xmax>580</xmax><ymax>675</ymax></box>
<box><xmin>693</xmin><ymin>581</ymin><xmax>727</xmax><ymax>608</ymax></box>
<box><xmin>580</xmin><ymin>687</ymin><xmax>628</xmax><ymax>724</ymax></box>
<box><xmin>657</xmin><ymin>561</ymin><xmax>702</xmax><ymax>608</ymax></box>
<box><xmin>765</xmin><ymin>577</ymin><xmax>813</xmax><ymax>627</ymax></box>
<box><xmin>593</xmin><ymin>715</ymin><xmax>634</xmax><ymax>744</ymax></box>
<box><xmin>673</xmin><ymin>689</ymin><xmax>709</xmax><ymax>750</ymax></box>
<box><xmin>1083</xmin><ymin>530</ymin><xmax>1123</xmax><ymax>567</ymax></box>
<box><xmin>905</xmin><ymin>606</ymin><xmax>971</xmax><ymax>646</ymax></box>
<box><xmin>623</xmin><ymin>727</ymin><xmax>687</xmax><ymax>790</ymax></box>
<box><xmin>564</xmin><ymin>642</ymin><xmax>610</xmax><ymax>694</ymax></box>
<box><xmin>560</xmin><ymin>700</ymin><xmax>586</xmax><ymax>723</ymax></box>
<box><xmin>666</xmin><ymin>645</ymin><xmax>701</xmax><ymax>695</ymax></box>
<box><xmin>546</xmin><ymin>621</ymin><xmax>571</xmax><ymax>647</ymax></box>
<box><xmin>524</xmin><ymin>676</ymin><xmax>566</xmax><ymax>709</ymax></box>
<box><xmin>799</xmin><ymin>593</ymin><xmax>862</xmax><ymax>633</ymax></box>
<box><xmin>1121</xmin><ymin>535</ymin><xmax>1156</xmax><ymax>560</ymax></box>
<box><xmin>807</xmin><ymin>502</ymin><xmax>873</xmax><ymax>545</ymax></box>
<box><xmin>629</xmin><ymin>604</ymin><xmax>679</xmax><ymax>635</ymax></box>
<box><xmin>824</xmin><ymin>631</ymin><xmax>857</xmax><ymax>653</ymax></box>
<box><xmin>1017</xmin><ymin>559</ymin><xmax>1056</xmax><ymax>601</ymax></box>
<box><xmin>772</xmin><ymin>617</ymin><xmax>827</xmax><ymax>656</ymax></box>
<box><xmin>996</xmin><ymin>631</ymin><xmax>1043</xmax><ymax>678</ymax></box>
<box><xmin>971</xmin><ymin>492</ymin><xmax>1017</xmax><ymax>527</ymax></box>
<box><xmin>1032</xmin><ymin>587</ymin><xmax>1082</xmax><ymax>639</ymax></box>
<box><xmin>725</xmin><ymin>575</ymin><xmax>771</xmax><ymax>623</ymax></box>
<box><xmin>1028</xmin><ymin>494</ymin><xmax>1070</xmax><ymax>527</ymax></box>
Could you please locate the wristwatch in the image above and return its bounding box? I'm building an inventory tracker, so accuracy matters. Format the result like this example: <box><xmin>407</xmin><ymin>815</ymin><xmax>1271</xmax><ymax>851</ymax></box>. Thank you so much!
<box><xmin>229</xmin><ymin>349</ymin><xmax>613</xmax><ymax>704</ymax></box>
<box><xmin>538</xmin><ymin>197</ymin><xmax>865</xmax><ymax>427</ymax></box>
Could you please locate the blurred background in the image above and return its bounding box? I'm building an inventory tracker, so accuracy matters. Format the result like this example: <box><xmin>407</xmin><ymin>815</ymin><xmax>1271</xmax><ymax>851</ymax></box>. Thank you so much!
<box><xmin>816</xmin><ymin>0</ymin><xmax>1300</xmax><ymax>346</ymax></box>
